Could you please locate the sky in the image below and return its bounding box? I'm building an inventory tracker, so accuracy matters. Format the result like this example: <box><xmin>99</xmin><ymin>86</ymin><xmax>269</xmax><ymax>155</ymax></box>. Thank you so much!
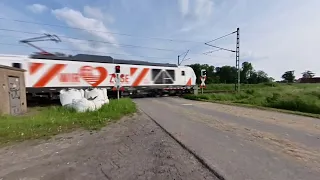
<box><xmin>0</xmin><ymin>0</ymin><xmax>319</xmax><ymax>80</ymax></box>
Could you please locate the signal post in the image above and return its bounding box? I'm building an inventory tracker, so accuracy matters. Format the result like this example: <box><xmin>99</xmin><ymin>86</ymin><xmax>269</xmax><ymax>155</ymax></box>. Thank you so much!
<box><xmin>200</xmin><ymin>69</ymin><xmax>207</xmax><ymax>94</ymax></box>
<box><xmin>114</xmin><ymin>65</ymin><xmax>121</xmax><ymax>99</ymax></box>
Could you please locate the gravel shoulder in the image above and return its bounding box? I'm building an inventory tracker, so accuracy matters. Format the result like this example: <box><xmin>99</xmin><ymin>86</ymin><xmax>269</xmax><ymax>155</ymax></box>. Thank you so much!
<box><xmin>0</xmin><ymin>111</ymin><xmax>218</xmax><ymax>180</ymax></box>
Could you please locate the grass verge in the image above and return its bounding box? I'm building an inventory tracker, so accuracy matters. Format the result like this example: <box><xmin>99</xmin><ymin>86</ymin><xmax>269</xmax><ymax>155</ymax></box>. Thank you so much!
<box><xmin>184</xmin><ymin>84</ymin><xmax>320</xmax><ymax>119</ymax></box>
<box><xmin>184</xmin><ymin>96</ymin><xmax>320</xmax><ymax>119</ymax></box>
<box><xmin>0</xmin><ymin>98</ymin><xmax>136</xmax><ymax>145</ymax></box>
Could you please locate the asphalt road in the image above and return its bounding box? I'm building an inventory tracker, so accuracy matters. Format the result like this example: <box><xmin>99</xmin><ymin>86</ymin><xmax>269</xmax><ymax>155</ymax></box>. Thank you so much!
<box><xmin>0</xmin><ymin>112</ymin><xmax>218</xmax><ymax>180</ymax></box>
<box><xmin>134</xmin><ymin>97</ymin><xmax>320</xmax><ymax>180</ymax></box>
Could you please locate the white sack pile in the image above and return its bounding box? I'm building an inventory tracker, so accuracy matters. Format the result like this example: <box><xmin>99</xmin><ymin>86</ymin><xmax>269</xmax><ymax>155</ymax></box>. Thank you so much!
<box><xmin>59</xmin><ymin>88</ymin><xmax>109</xmax><ymax>112</ymax></box>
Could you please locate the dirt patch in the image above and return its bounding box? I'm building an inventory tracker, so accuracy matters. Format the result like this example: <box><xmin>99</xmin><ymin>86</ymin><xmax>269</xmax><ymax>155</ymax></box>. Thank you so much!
<box><xmin>0</xmin><ymin>111</ymin><xmax>218</xmax><ymax>180</ymax></box>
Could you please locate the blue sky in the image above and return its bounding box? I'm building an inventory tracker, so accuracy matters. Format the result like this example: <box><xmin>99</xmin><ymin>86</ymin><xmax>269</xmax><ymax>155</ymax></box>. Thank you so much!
<box><xmin>0</xmin><ymin>0</ymin><xmax>319</xmax><ymax>80</ymax></box>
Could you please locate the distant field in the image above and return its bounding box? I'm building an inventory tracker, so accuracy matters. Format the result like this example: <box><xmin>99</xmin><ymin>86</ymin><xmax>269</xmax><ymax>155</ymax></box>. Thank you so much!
<box><xmin>187</xmin><ymin>83</ymin><xmax>320</xmax><ymax>115</ymax></box>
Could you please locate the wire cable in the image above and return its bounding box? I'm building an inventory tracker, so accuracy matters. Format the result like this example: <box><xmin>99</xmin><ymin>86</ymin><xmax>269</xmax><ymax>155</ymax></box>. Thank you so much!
<box><xmin>0</xmin><ymin>17</ymin><xmax>204</xmax><ymax>43</ymax></box>
<box><xmin>0</xmin><ymin>42</ymin><xmax>176</xmax><ymax>61</ymax></box>
<box><xmin>0</xmin><ymin>28</ymin><xmax>182</xmax><ymax>52</ymax></box>
<box><xmin>205</xmin><ymin>31</ymin><xmax>237</xmax><ymax>44</ymax></box>
<box><xmin>0</xmin><ymin>30</ymin><xmax>228</xmax><ymax>58</ymax></box>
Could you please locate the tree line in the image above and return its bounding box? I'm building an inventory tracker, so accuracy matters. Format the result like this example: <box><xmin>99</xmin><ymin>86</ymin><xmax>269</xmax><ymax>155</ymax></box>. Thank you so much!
<box><xmin>281</xmin><ymin>70</ymin><xmax>316</xmax><ymax>83</ymax></box>
<box><xmin>188</xmin><ymin>62</ymin><xmax>316</xmax><ymax>84</ymax></box>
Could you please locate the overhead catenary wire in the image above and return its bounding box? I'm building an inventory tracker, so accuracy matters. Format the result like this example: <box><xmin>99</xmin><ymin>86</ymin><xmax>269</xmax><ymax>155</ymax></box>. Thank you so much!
<box><xmin>204</xmin><ymin>43</ymin><xmax>235</xmax><ymax>53</ymax></box>
<box><xmin>0</xmin><ymin>18</ymin><xmax>237</xmax><ymax>63</ymax></box>
<box><xmin>0</xmin><ymin>28</ymin><xmax>182</xmax><ymax>52</ymax></box>
<box><xmin>177</xmin><ymin>50</ymin><xmax>189</xmax><ymax>65</ymax></box>
<box><xmin>183</xmin><ymin>31</ymin><xmax>236</xmax><ymax>56</ymax></box>
<box><xmin>179</xmin><ymin>58</ymin><xmax>191</xmax><ymax>65</ymax></box>
<box><xmin>181</xmin><ymin>31</ymin><xmax>236</xmax><ymax>59</ymax></box>
<box><xmin>0</xmin><ymin>17</ymin><xmax>240</xmax><ymax>64</ymax></box>
<box><xmin>203</xmin><ymin>49</ymin><xmax>221</xmax><ymax>55</ymax></box>
<box><xmin>0</xmin><ymin>17</ymin><xmax>204</xmax><ymax>43</ymax></box>
<box><xmin>201</xmin><ymin>28</ymin><xmax>241</xmax><ymax>92</ymax></box>
<box><xmin>205</xmin><ymin>31</ymin><xmax>237</xmax><ymax>44</ymax></box>
<box><xmin>204</xmin><ymin>31</ymin><xmax>237</xmax><ymax>53</ymax></box>
<box><xmin>0</xmin><ymin>29</ymin><xmax>232</xmax><ymax>59</ymax></box>
<box><xmin>178</xmin><ymin>50</ymin><xmax>189</xmax><ymax>65</ymax></box>
<box><xmin>0</xmin><ymin>42</ymin><xmax>177</xmax><ymax>61</ymax></box>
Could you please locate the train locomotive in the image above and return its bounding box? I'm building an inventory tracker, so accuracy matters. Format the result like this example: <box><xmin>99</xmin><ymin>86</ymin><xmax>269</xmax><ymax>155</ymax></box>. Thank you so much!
<box><xmin>0</xmin><ymin>53</ymin><xmax>197</xmax><ymax>100</ymax></box>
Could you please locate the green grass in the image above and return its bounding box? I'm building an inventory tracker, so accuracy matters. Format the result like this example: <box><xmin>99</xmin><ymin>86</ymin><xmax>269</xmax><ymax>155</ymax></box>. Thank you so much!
<box><xmin>204</xmin><ymin>83</ymin><xmax>319</xmax><ymax>91</ymax></box>
<box><xmin>0</xmin><ymin>98</ymin><xmax>136</xmax><ymax>145</ymax></box>
<box><xmin>187</xmin><ymin>83</ymin><xmax>320</xmax><ymax>116</ymax></box>
<box><xmin>201</xmin><ymin>82</ymin><xmax>280</xmax><ymax>93</ymax></box>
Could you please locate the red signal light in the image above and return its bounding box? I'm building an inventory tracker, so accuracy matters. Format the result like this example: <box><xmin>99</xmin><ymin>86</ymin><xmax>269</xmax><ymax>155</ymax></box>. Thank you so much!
<box><xmin>115</xmin><ymin>65</ymin><xmax>120</xmax><ymax>73</ymax></box>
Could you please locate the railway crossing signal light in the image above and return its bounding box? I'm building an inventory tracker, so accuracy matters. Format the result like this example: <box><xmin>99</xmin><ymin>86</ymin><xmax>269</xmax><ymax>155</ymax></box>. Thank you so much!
<box><xmin>115</xmin><ymin>65</ymin><xmax>120</xmax><ymax>73</ymax></box>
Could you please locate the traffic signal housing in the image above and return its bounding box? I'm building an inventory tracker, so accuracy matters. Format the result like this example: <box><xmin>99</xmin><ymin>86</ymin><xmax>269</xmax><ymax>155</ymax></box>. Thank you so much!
<box><xmin>115</xmin><ymin>65</ymin><xmax>120</xmax><ymax>73</ymax></box>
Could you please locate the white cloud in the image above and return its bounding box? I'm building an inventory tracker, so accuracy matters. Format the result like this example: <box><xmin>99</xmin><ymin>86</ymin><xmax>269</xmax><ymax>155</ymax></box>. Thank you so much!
<box><xmin>65</xmin><ymin>37</ymin><xmax>145</xmax><ymax>61</ymax></box>
<box><xmin>52</xmin><ymin>7</ymin><xmax>118</xmax><ymax>46</ymax></box>
<box><xmin>33</xmin><ymin>29</ymin><xmax>129</xmax><ymax>58</ymax></box>
<box><xmin>83</xmin><ymin>6</ymin><xmax>104</xmax><ymax>20</ymax></box>
<box><xmin>178</xmin><ymin>0</ymin><xmax>213</xmax><ymax>20</ymax></box>
<box><xmin>66</xmin><ymin>38</ymin><xmax>106</xmax><ymax>54</ymax></box>
<box><xmin>27</xmin><ymin>4</ymin><xmax>47</xmax><ymax>14</ymax></box>
<box><xmin>239</xmin><ymin>1</ymin><xmax>320</xmax><ymax>80</ymax></box>
<box><xmin>178</xmin><ymin>0</ymin><xmax>189</xmax><ymax>17</ymax></box>
<box><xmin>178</xmin><ymin>0</ymin><xmax>214</xmax><ymax>32</ymax></box>
<box><xmin>1</xmin><ymin>0</ymin><xmax>320</xmax><ymax>81</ymax></box>
<box><xmin>194</xmin><ymin>0</ymin><xmax>214</xmax><ymax>20</ymax></box>
<box><xmin>83</xmin><ymin>6</ymin><xmax>114</xmax><ymax>23</ymax></box>
<box><xmin>184</xmin><ymin>0</ymin><xmax>320</xmax><ymax>80</ymax></box>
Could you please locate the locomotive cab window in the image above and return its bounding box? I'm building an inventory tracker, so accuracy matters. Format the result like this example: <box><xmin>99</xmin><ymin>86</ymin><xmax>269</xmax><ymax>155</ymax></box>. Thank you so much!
<box><xmin>152</xmin><ymin>69</ymin><xmax>175</xmax><ymax>84</ymax></box>
<box><xmin>181</xmin><ymin>71</ymin><xmax>185</xmax><ymax>76</ymax></box>
<box><xmin>12</xmin><ymin>63</ymin><xmax>21</xmax><ymax>69</ymax></box>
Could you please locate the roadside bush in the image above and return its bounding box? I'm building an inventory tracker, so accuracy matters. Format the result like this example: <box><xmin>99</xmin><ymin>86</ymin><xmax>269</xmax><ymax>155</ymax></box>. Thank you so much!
<box><xmin>235</xmin><ymin>92</ymin><xmax>250</xmax><ymax>99</ymax></box>
<box><xmin>265</xmin><ymin>95</ymin><xmax>320</xmax><ymax>114</ymax></box>
<box><xmin>245</xmin><ymin>89</ymin><xmax>256</xmax><ymax>95</ymax></box>
<box><xmin>305</xmin><ymin>91</ymin><xmax>320</xmax><ymax>99</ymax></box>
<box><xmin>265</xmin><ymin>92</ymin><xmax>281</xmax><ymax>104</ymax></box>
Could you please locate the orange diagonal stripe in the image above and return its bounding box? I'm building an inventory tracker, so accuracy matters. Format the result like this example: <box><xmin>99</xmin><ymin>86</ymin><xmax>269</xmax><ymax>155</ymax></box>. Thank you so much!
<box><xmin>130</xmin><ymin>67</ymin><xmax>138</xmax><ymax>76</ymax></box>
<box><xmin>132</xmin><ymin>68</ymin><xmax>149</xmax><ymax>86</ymax></box>
<box><xmin>33</xmin><ymin>64</ymin><xmax>66</xmax><ymax>87</ymax></box>
<box><xmin>186</xmin><ymin>78</ymin><xmax>192</xmax><ymax>85</ymax></box>
<box><xmin>29</xmin><ymin>63</ymin><xmax>44</xmax><ymax>75</ymax></box>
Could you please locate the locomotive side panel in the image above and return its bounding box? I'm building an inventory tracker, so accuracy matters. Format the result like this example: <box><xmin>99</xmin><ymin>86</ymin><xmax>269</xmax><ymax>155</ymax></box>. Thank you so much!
<box><xmin>0</xmin><ymin>54</ymin><xmax>196</xmax><ymax>98</ymax></box>
<box><xmin>26</xmin><ymin>59</ymin><xmax>192</xmax><ymax>88</ymax></box>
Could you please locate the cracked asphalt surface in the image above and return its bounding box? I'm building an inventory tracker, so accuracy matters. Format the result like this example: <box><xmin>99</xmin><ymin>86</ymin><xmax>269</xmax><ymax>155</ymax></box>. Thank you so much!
<box><xmin>134</xmin><ymin>97</ymin><xmax>320</xmax><ymax>180</ymax></box>
<box><xmin>0</xmin><ymin>111</ymin><xmax>219</xmax><ymax>180</ymax></box>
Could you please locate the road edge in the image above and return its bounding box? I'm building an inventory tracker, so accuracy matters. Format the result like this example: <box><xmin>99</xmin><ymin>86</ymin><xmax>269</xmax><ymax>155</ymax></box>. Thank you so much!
<box><xmin>138</xmin><ymin>108</ymin><xmax>227</xmax><ymax>180</ymax></box>
<box><xmin>181</xmin><ymin>97</ymin><xmax>320</xmax><ymax>119</ymax></box>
